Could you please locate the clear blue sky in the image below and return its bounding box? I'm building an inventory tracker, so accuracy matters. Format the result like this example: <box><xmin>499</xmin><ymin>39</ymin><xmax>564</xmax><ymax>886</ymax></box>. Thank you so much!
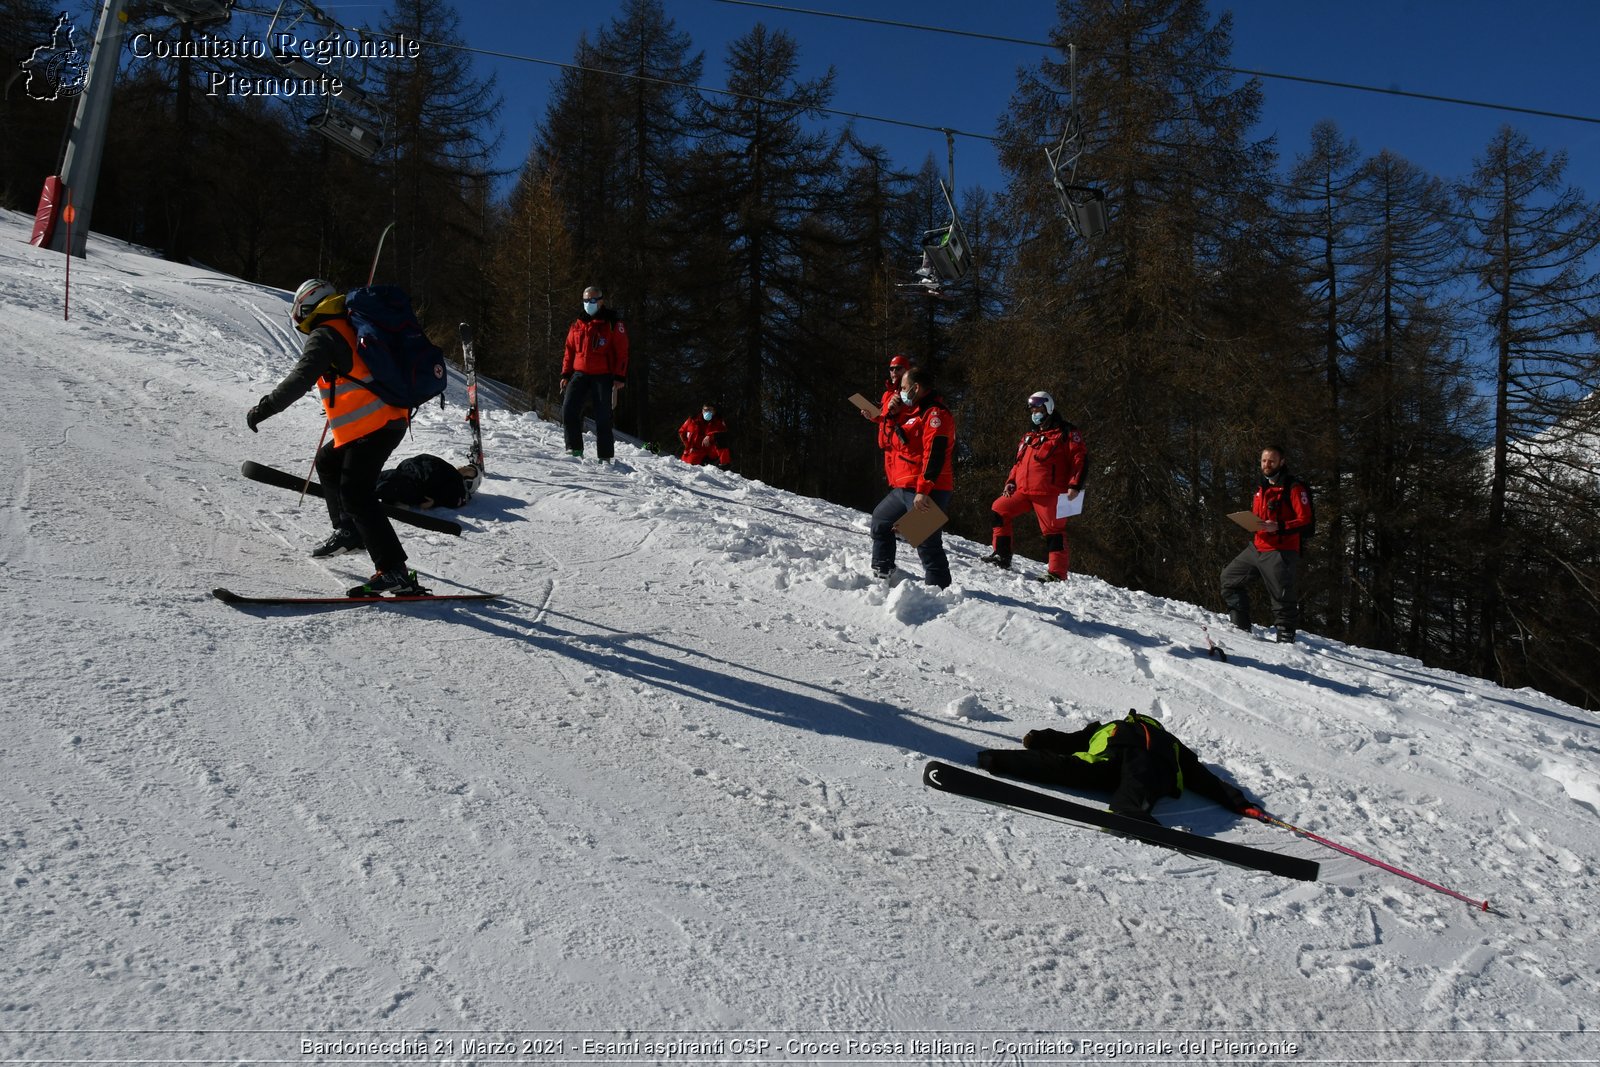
<box><xmin>402</xmin><ymin>1</ymin><xmax>1600</xmax><ymax>201</ymax></box>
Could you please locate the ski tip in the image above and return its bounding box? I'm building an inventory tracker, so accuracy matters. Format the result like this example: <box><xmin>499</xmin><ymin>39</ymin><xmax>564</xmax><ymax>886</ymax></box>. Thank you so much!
<box><xmin>922</xmin><ymin>760</ymin><xmax>958</xmax><ymax>790</ymax></box>
<box><xmin>212</xmin><ymin>587</ymin><xmax>243</xmax><ymax>603</ymax></box>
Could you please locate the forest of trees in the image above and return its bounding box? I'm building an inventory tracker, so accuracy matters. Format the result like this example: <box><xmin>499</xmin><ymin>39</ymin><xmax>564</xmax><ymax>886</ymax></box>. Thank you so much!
<box><xmin>3</xmin><ymin>0</ymin><xmax>1596</xmax><ymax>707</ymax></box>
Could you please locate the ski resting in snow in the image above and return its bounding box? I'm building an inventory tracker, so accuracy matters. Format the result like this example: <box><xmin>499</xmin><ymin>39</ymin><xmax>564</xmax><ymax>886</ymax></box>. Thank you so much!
<box><xmin>240</xmin><ymin>460</ymin><xmax>463</xmax><ymax>536</ymax></box>
<box><xmin>213</xmin><ymin>588</ymin><xmax>500</xmax><ymax>607</ymax></box>
<box><xmin>922</xmin><ymin>761</ymin><xmax>1319</xmax><ymax>881</ymax></box>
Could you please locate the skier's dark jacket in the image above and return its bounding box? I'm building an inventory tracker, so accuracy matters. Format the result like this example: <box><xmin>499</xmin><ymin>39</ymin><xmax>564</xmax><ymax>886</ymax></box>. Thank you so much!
<box><xmin>981</xmin><ymin>712</ymin><xmax>1252</xmax><ymax>820</ymax></box>
<box><xmin>253</xmin><ymin>316</ymin><xmax>406</xmax><ymax>445</ymax></box>
<box><xmin>375</xmin><ymin>454</ymin><xmax>469</xmax><ymax>510</ymax></box>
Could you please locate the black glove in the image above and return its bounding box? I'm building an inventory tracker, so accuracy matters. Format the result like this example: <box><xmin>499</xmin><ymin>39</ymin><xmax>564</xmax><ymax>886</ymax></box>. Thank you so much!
<box><xmin>246</xmin><ymin>397</ymin><xmax>270</xmax><ymax>432</ymax></box>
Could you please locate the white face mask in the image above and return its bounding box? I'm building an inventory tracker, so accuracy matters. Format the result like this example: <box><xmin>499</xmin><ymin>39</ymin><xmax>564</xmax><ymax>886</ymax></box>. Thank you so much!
<box><xmin>1031</xmin><ymin>410</ymin><xmax>1046</xmax><ymax>426</ymax></box>
<box><xmin>899</xmin><ymin>388</ymin><xmax>913</xmax><ymax>406</ymax></box>
<box><xmin>583</xmin><ymin>300</ymin><xmax>600</xmax><ymax>316</ymax></box>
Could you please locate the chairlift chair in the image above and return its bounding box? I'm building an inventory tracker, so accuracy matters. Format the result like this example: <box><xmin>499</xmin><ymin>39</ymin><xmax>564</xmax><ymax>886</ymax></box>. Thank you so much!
<box><xmin>917</xmin><ymin>178</ymin><xmax>971</xmax><ymax>285</ymax></box>
<box><xmin>269</xmin><ymin>0</ymin><xmax>389</xmax><ymax>160</ymax></box>
<box><xmin>307</xmin><ymin>105</ymin><xmax>384</xmax><ymax>159</ymax></box>
<box><xmin>158</xmin><ymin>0</ymin><xmax>234</xmax><ymax>26</ymax></box>
<box><xmin>1045</xmin><ymin>43</ymin><xmax>1108</xmax><ymax>241</ymax></box>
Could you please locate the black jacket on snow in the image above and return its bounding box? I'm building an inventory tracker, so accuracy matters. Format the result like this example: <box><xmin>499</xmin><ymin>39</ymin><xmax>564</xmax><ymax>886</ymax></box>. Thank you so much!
<box><xmin>980</xmin><ymin>713</ymin><xmax>1252</xmax><ymax>821</ymax></box>
<box><xmin>375</xmin><ymin>455</ymin><xmax>469</xmax><ymax>510</ymax></box>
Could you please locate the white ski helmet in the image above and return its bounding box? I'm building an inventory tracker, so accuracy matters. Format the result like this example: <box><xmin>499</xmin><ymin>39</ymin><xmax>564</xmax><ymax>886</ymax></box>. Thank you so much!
<box><xmin>290</xmin><ymin>278</ymin><xmax>340</xmax><ymax>331</ymax></box>
<box><xmin>459</xmin><ymin>463</ymin><xmax>483</xmax><ymax>499</ymax></box>
<box><xmin>1027</xmin><ymin>390</ymin><xmax>1055</xmax><ymax>416</ymax></box>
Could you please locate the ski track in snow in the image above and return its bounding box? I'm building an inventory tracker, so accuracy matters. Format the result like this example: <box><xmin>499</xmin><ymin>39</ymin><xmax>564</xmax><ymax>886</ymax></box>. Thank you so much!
<box><xmin>2</xmin><ymin>210</ymin><xmax>1598</xmax><ymax>1063</ymax></box>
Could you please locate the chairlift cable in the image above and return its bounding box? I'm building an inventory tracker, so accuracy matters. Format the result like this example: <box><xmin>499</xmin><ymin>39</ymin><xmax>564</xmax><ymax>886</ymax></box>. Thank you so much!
<box><xmin>707</xmin><ymin>0</ymin><xmax>1600</xmax><ymax>127</ymax></box>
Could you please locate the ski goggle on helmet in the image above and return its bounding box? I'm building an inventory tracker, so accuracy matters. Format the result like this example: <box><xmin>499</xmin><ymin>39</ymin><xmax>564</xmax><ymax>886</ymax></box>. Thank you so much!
<box><xmin>1027</xmin><ymin>390</ymin><xmax>1055</xmax><ymax>416</ymax></box>
<box><xmin>290</xmin><ymin>279</ymin><xmax>341</xmax><ymax>332</ymax></box>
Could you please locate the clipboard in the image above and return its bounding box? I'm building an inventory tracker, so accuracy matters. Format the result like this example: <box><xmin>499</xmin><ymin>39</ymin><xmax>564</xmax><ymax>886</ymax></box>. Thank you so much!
<box><xmin>895</xmin><ymin>500</ymin><xmax>948</xmax><ymax>547</ymax></box>
<box><xmin>1055</xmin><ymin>491</ymin><xmax>1084</xmax><ymax>519</ymax></box>
<box><xmin>848</xmin><ymin>393</ymin><xmax>879</xmax><ymax>416</ymax></box>
<box><xmin>1227</xmin><ymin>511</ymin><xmax>1264</xmax><ymax>532</ymax></box>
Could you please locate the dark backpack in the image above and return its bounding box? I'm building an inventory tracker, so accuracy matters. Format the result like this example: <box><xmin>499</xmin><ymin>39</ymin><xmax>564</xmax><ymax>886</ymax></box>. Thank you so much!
<box><xmin>343</xmin><ymin>286</ymin><xmax>448</xmax><ymax>410</ymax></box>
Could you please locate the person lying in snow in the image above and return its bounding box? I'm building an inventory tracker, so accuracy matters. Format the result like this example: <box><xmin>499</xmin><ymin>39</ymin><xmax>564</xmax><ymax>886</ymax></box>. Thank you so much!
<box><xmin>976</xmin><ymin>711</ymin><xmax>1263</xmax><ymax>824</ymax></box>
<box><xmin>375</xmin><ymin>455</ymin><xmax>483</xmax><ymax>510</ymax></box>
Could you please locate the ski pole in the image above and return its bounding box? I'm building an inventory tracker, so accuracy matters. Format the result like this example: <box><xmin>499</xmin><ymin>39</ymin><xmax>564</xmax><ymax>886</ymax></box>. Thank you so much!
<box><xmin>1254</xmin><ymin>811</ymin><xmax>1492</xmax><ymax>912</ymax></box>
<box><xmin>366</xmin><ymin>222</ymin><xmax>395</xmax><ymax>287</ymax></box>
<box><xmin>300</xmin><ymin>420</ymin><xmax>330</xmax><ymax>505</ymax></box>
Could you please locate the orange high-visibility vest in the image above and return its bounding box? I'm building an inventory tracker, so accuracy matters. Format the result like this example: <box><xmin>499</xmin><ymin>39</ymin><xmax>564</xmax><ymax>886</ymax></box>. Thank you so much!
<box><xmin>316</xmin><ymin>318</ymin><xmax>408</xmax><ymax>446</ymax></box>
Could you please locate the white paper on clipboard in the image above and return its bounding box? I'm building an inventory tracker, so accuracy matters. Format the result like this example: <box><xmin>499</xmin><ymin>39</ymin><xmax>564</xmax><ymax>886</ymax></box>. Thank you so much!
<box><xmin>1055</xmin><ymin>491</ymin><xmax>1084</xmax><ymax>519</ymax></box>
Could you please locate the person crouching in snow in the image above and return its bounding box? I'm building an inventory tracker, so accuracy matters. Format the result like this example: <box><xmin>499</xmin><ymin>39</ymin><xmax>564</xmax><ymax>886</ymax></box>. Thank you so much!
<box><xmin>980</xmin><ymin>390</ymin><xmax>1086</xmax><ymax>582</ymax></box>
<box><xmin>678</xmin><ymin>404</ymin><xmax>731</xmax><ymax>467</ymax></box>
<box><xmin>976</xmin><ymin>711</ymin><xmax>1263</xmax><ymax>824</ymax></box>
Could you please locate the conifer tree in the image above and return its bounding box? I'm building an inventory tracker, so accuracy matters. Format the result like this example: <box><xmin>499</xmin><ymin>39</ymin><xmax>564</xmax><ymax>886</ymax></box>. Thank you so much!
<box><xmin>375</xmin><ymin>0</ymin><xmax>500</xmax><ymax>323</ymax></box>
<box><xmin>1460</xmin><ymin>126</ymin><xmax>1600</xmax><ymax>701</ymax></box>
<box><xmin>673</xmin><ymin>24</ymin><xmax>842</xmax><ymax>479</ymax></box>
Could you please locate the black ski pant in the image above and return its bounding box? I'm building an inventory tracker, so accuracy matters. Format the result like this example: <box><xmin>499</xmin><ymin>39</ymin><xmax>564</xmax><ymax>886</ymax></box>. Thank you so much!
<box><xmin>562</xmin><ymin>372</ymin><xmax>616</xmax><ymax>459</ymax></box>
<box><xmin>1220</xmin><ymin>545</ymin><xmax>1300</xmax><ymax>631</ymax></box>
<box><xmin>316</xmin><ymin>417</ymin><xmax>408</xmax><ymax>574</ymax></box>
<box><xmin>870</xmin><ymin>487</ymin><xmax>952</xmax><ymax>587</ymax></box>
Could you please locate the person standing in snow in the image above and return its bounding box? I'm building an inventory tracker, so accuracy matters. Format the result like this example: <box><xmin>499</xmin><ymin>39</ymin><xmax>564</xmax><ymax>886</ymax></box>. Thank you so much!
<box><xmin>1220</xmin><ymin>444</ymin><xmax>1313</xmax><ymax>643</ymax></box>
<box><xmin>976</xmin><ymin>711</ymin><xmax>1264</xmax><ymax>824</ymax></box>
<box><xmin>678</xmin><ymin>404</ymin><xmax>731</xmax><ymax>467</ymax></box>
<box><xmin>862</xmin><ymin>354</ymin><xmax>915</xmax><ymax>485</ymax></box>
<box><xmin>980</xmin><ymin>390</ymin><xmax>1086</xmax><ymax>583</ymax></box>
<box><xmin>246</xmin><ymin>279</ymin><xmax>419</xmax><ymax>595</ymax></box>
<box><xmin>560</xmin><ymin>286</ymin><xmax>630</xmax><ymax>462</ymax></box>
<box><xmin>870</xmin><ymin>366</ymin><xmax>954</xmax><ymax>588</ymax></box>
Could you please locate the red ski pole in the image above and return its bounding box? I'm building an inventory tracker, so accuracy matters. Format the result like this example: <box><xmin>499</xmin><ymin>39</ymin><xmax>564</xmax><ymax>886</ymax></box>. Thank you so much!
<box><xmin>1255</xmin><ymin>811</ymin><xmax>1493</xmax><ymax>912</ymax></box>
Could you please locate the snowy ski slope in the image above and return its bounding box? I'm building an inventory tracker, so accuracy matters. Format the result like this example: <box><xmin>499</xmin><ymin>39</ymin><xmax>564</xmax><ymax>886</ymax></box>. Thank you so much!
<box><xmin>1</xmin><ymin>210</ymin><xmax>1597</xmax><ymax>1064</ymax></box>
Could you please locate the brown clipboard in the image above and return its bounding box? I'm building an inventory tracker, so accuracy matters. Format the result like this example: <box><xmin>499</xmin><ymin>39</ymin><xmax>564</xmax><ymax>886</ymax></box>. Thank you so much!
<box><xmin>895</xmin><ymin>500</ymin><xmax>949</xmax><ymax>547</ymax></box>
<box><xmin>1227</xmin><ymin>511</ymin><xmax>1264</xmax><ymax>532</ymax></box>
<box><xmin>848</xmin><ymin>393</ymin><xmax>879</xmax><ymax>416</ymax></box>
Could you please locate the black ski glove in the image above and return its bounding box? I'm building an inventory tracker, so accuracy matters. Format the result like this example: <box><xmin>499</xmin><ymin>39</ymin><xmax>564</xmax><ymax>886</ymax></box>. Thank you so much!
<box><xmin>246</xmin><ymin>397</ymin><xmax>272</xmax><ymax>432</ymax></box>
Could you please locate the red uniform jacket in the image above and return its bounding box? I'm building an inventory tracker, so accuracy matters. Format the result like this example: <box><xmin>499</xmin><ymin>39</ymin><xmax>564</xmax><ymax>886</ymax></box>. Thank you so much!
<box><xmin>886</xmin><ymin>393</ymin><xmax>955</xmax><ymax>494</ymax></box>
<box><xmin>1253</xmin><ymin>476</ymin><xmax>1313</xmax><ymax>552</ymax></box>
<box><xmin>678</xmin><ymin>415</ymin><xmax>729</xmax><ymax>464</ymax></box>
<box><xmin>562</xmin><ymin>312</ymin><xmax>630</xmax><ymax>378</ymax></box>
<box><xmin>876</xmin><ymin>384</ymin><xmax>909</xmax><ymax>480</ymax></box>
<box><xmin>1006</xmin><ymin>419</ymin><xmax>1086</xmax><ymax>497</ymax></box>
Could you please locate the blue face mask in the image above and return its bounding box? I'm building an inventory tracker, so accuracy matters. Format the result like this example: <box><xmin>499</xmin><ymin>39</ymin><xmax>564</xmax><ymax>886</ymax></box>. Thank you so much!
<box><xmin>583</xmin><ymin>300</ymin><xmax>600</xmax><ymax>316</ymax></box>
<box><xmin>702</xmin><ymin>410</ymin><xmax>714</xmax><ymax>421</ymax></box>
<box><xmin>1031</xmin><ymin>410</ymin><xmax>1046</xmax><ymax>426</ymax></box>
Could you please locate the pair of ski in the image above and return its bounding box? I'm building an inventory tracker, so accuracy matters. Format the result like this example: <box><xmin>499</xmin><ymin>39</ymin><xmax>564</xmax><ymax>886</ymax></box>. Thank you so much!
<box><xmin>922</xmin><ymin>761</ymin><xmax>1319</xmax><ymax>881</ymax></box>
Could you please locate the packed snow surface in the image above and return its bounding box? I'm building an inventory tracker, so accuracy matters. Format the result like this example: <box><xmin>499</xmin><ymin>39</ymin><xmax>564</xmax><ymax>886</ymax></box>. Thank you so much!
<box><xmin>2</xmin><ymin>210</ymin><xmax>1597</xmax><ymax>1065</ymax></box>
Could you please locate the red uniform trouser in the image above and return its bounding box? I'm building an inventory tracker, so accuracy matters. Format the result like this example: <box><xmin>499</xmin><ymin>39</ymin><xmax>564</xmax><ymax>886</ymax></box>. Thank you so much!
<box><xmin>990</xmin><ymin>491</ymin><xmax>1071</xmax><ymax>577</ymax></box>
